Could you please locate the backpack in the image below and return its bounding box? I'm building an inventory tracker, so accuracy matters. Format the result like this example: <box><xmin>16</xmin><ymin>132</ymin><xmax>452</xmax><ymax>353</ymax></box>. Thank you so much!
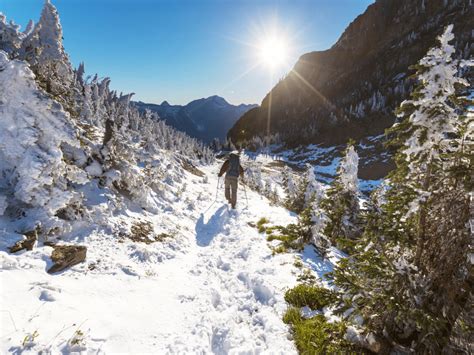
<box><xmin>227</xmin><ymin>153</ymin><xmax>240</xmax><ymax>177</ymax></box>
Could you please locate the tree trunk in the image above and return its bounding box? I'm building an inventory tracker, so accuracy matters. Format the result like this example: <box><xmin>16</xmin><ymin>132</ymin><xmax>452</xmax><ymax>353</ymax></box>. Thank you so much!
<box><xmin>414</xmin><ymin>161</ymin><xmax>432</xmax><ymax>268</ymax></box>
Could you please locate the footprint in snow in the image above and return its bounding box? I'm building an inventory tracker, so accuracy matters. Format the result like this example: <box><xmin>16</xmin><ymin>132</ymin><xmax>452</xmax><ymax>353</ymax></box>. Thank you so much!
<box><xmin>211</xmin><ymin>327</ymin><xmax>230</xmax><ymax>354</ymax></box>
<box><xmin>237</xmin><ymin>272</ymin><xmax>275</xmax><ymax>305</ymax></box>
<box><xmin>39</xmin><ymin>290</ymin><xmax>56</xmax><ymax>302</ymax></box>
<box><xmin>30</xmin><ymin>281</ymin><xmax>61</xmax><ymax>302</ymax></box>
<box><xmin>236</xmin><ymin>247</ymin><xmax>250</xmax><ymax>260</ymax></box>
<box><xmin>210</xmin><ymin>289</ymin><xmax>221</xmax><ymax>308</ymax></box>
<box><xmin>216</xmin><ymin>257</ymin><xmax>231</xmax><ymax>271</ymax></box>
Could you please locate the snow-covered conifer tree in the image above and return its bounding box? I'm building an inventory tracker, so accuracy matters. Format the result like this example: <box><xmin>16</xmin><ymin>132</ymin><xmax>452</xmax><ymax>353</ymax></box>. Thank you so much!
<box><xmin>300</xmin><ymin>165</ymin><xmax>329</xmax><ymax>253</ymax></box>
<box><xmin>331</xmin><ymin>25</ymin><xmax>474</xmax><ymax>353</ymax></box>
<box><xmin>0</xmin><ymin>14</ymin><xmax>25</xmax><ymax>57</ymax></box>
<box><xmin>304</xmin><ymin>164</ymin><xmax>324</xmax><ymax>206</ymax></box>
<box><xmin>321</xmin><ymin>141</ymin><xmax>360</xmax><ymax>251</ymax></box>
<box><xmin>281</xmin><ymin>166</ymin><xmax>296</xmax><ymax>200</ymax></box>
<box><xmin>0</xmin><ymin>52</ymin><xmax>85</xmax><ymax>233</ymax></box>
<box><xmin>20</xmin><ymin>0</ymin><xmax>74</xmax><ymax>103</ymax></box>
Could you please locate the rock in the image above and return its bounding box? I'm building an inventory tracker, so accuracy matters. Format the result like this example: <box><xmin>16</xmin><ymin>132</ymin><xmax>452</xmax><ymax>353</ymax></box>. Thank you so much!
<box><xmin>126</xmin><ymin>221</ymin><xmax>170</xmax><ymax>244</ymax></box>
<box><xmin>47</xmin><ymin>245</ymin><xmax>87</xmax><ymax>274</ymax></box>
<box><xmin>363</xmin><ymin>332</ymin><xmax>392</xmax><ymax>354</ymax></box>
<box><xmin>8</xmin><ymin>229</ymin><xmax>38</xmax><ymax>253</ymax></box>
<box><xmin>181</xmin><ymin>159</ymin><xmax>205</xmax><ymax>177</ymax></box>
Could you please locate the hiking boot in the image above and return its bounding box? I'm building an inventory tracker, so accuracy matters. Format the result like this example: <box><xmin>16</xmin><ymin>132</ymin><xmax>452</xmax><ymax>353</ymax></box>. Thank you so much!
<box><xmin>231</xmin><ymin>203</ymin><xmax>236</xmax><ymax>209</ymax></box>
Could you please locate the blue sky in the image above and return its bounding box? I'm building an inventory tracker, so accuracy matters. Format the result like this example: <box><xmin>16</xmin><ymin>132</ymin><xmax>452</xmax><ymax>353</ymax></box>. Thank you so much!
<box><xmin>2</xmin><ymin>0</ymin><xmax>373</xmax><ymax>105</ymax></box>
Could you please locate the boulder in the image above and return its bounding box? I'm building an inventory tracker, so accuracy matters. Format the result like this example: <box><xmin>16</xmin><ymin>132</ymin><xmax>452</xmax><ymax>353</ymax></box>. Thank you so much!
<box><xmin>8</xmin><ymin>229</ymin><xmax>37</xmax><ymax>253</ymax></box>
<box><xmin>47</xmin><ymin>245</ymin><xmax>87</xmax><ymax>274</ymax></box>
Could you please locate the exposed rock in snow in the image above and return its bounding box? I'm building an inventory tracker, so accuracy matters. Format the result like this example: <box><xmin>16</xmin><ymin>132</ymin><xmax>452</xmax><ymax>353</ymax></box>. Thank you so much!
<box><xmin>47</xmin><ymin>244</ymin><xmax>87</xmax><ymax>274</ymax></box>
<box><xmin>8</xmin><ymin>230</ymin><xmax>38</xmax><ymax>253</ymax></box>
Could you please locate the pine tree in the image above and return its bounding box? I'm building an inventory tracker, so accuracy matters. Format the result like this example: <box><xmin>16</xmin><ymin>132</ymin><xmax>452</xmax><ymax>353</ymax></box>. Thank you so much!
<box><xmin>269</xmin><ymin>185</ymin><xmax>280</xmax><ymax>205</ymax></box>
<box><xmin>0</xmin><ymin>14</ymin><xmax>25</xmax><ymax>58</ymax></box>
<box><xmin>0</xmin><ymin>51</ymin><xmax>81</xmax><ymax>233</ymax></box>
<box><xmin>281</xmin><ymin>165</ymin><xmax>297</xmax><ymax>208</ymax></box>
<box><xmin>281</xmin><ymin>165</ymin><xmax>314</xmax><ymax>214</ymax></box>
<box><xmin>20</xmin><ymin>0</ymin><xmax>74</xmax><ymax>103</ymax></box>
<box><xmin>331</xmin><ymin>25</ymin><xmax>474</xmax><ymax>353</ymax></box>
<box><xmin>321</xmin><ymin>140</ymin><xmax>361</xmax><ymax>252</ymax></box>
<box><xmin>300</xmin><ymin>165</ymin><xmax>329</xmax><ymax>254</ymax></box>
<box><xmin>304</xmin><ymin>164</ymin><xmax>324</xmax><ymax>206</ymax></box>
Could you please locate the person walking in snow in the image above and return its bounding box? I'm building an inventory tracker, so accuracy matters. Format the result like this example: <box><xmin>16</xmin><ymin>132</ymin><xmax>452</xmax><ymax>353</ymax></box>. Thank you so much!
<box><xmin>218</xmin><ymin>151</ymin><xmax>244</xmax><ymax>209</ymax></box>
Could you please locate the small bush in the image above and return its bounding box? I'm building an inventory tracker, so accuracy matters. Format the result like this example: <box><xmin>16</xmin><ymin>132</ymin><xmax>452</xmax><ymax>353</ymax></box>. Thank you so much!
<box><xmin>293</xmin><ymin>258</ymin><xmax>303</xmax><ymax>268</ymax></box>
<box><xmin>256</xmin><ymin>217</ymin><xmax>270</xmax><ymax>233</ymax></box>
<box><xmin>285</xmin><ymin>284</ymin><xmax>337</xmax><ymax>310</ymax></box>
<box><xmin>265</xmin><ymin>208</ymin><xmax>313</xmax><ymax>252</ymax></box>
<box><xmin>271</xmin><ymin>244</ymin><xmax>288</xmax><ymax>255</ymax></box>
<box><xmin>296</xmin><ymin>269</ymin><xmax>317</xmax><ymax>284</ymax></box>
<box><xmin>284</xmin><ymin>311</ymin><xmax>362</xmax><ymax>354</ymax></box>
<box><xmin>283</xmin><ymin>306</ymin><xmax>302</xmax><ymax>324</ymax></box>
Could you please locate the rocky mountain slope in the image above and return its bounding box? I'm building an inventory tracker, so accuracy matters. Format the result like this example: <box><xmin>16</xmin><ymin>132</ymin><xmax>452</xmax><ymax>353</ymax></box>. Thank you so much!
<box><xmin>229</xmin><ymin>0</ymin><xmax>473</xmax><ymax>179</ymax></box>
<box><xmin>135</xmin><ymin>96</ymin><xmax>257</xmax><ymax>144</ymax></box>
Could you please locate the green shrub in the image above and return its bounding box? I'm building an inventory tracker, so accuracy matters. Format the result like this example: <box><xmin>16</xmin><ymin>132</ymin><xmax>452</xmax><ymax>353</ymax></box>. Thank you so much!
<box><xmin>283</xmin><ymin>309</ymin><xmax>367</xmax><ymax>354</ymax></box>
<box><xmin>271</xmin><ymin>244</ymin><xmax>288</xmax><ymax>255</ymax></box>
<box><xmin>256</xmin><ymin>217</ymin><xmax>270</xmax><ymax>233</ymax></box>
<box><xmin>296</xmin><ymin>269</ymin><xmax>317</xmax><ymax>284</ymax></box>
<box><xmin>283</xmin><ymin>306</ymin><xmax>302</xmax><ymax>324</ymax></box>
<box><xmin>264</xmin><ymin>208</ymin><xmax>313</xmax><ymax>252</ymax></box>
<box><xmin>293</xmin><ymin>258</ymin><xmax>303</xmax><ymax>269</ymax></box>
<box><xmin>285</xmin><ymin>284</ymin><xmax>337</xmax><ymax>310</ymax></box>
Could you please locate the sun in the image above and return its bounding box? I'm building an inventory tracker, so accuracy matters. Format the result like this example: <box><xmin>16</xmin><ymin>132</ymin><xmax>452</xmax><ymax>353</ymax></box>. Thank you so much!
<box><xmin>258</xmin><ymin>36</ymin><xmax>288</xmax><ymax>70</ymax></box>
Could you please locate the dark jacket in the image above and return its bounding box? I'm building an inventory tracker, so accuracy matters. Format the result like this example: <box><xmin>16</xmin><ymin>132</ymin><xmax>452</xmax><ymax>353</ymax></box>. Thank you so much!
<box><xmin>218</xmin><ymin>159</ymin><xmax>244</xmax><ymax>178</ymax></box>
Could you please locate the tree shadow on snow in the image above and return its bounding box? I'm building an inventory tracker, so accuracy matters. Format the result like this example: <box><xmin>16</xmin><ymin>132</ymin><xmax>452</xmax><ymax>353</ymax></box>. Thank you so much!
<box><xmin>195</xmin><ymin>205</ymin><xmax>229</xmax><ymax>247</ymax></box>
<box><xmin>299</xmin><ymin>245</ymin><xmax>346</xmax><ymax>280</ymax></box>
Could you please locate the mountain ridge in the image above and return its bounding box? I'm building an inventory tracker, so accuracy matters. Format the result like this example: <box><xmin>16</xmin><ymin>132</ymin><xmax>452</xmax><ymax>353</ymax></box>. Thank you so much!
<box><xmin>228</xmin><ymin>0</ymin><xmax>473</xmax><ymax>177</ymax></box>
<box><xmin>134</xmin><ymin>95</ymin><xmax>257</xmax><ymax>144</ymax></box>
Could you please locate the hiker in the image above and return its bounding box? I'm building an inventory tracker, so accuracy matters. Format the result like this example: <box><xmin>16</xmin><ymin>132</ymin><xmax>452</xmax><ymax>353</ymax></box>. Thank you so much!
<box><xmin>218</xmin><ymin>151</ymin><xmax>244</xmax><ymax>209</ymax></box>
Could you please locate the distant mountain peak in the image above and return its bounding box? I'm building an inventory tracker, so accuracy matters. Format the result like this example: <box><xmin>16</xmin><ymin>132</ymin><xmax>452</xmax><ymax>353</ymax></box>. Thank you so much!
<box><xmin>207</xmin><ymin>95</ymin><xmax>228</xmax><ymax>105</ymax></box>
<box><xmin>133</xmin><ymin>96</ymin><xmax>257</xmax><ymax>143</ymax></box>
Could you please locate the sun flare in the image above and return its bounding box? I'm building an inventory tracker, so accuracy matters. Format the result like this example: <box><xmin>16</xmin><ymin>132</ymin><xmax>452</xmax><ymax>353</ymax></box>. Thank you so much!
<box><xmin>258</xmin><ymin>36</ymin><xmax>288</xmax><ymax>69</ymax></box>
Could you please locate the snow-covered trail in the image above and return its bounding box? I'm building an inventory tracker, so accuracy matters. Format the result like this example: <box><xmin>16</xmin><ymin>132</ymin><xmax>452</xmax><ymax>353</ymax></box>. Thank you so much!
<box><xmin>165</xmin><ymin>203</ymin><xmax>297</xmax><ymax>353</ymax></box>
<box><xmin>1</xmin><ymin>163</ymin><xmax>334</xmax><ymax>354</ymax></box>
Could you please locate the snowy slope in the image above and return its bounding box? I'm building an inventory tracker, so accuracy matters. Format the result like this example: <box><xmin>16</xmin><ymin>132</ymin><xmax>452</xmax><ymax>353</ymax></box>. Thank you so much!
<box><xmin>0</xmin><ymin>162</ymin><xmax>340</xmax><ymax>354</ymax></box>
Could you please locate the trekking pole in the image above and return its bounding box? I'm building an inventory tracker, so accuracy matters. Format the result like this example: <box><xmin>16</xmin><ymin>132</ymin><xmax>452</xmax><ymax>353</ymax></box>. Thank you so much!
<box><xmin>204</xmin><ymin>176</ymin><xmax>220</xmax><ymax>214</ymax></box>
<box><xmin>242</xmin><ymin>179</ymin><xmax>249</xmax><ymax>208</ymax></box>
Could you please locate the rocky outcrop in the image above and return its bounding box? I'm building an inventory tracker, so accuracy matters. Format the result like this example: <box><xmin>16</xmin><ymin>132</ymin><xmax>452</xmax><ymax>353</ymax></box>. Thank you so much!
<box><xmin>47</xmin><ymin>245</ymin><xmax>87</xmax><ymax>274</ymax></box>
<box><xmin>229</xmin><ymin>0</ymin><xmax>473</xmax><ymax>177</ymax></box>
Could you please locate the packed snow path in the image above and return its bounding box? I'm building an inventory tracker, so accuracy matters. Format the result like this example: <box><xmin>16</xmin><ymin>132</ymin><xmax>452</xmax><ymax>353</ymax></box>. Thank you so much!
<box><xmin>1</xmin><ymin>163</ymin><xmax>337</xmax><ymax>354</ymax></box>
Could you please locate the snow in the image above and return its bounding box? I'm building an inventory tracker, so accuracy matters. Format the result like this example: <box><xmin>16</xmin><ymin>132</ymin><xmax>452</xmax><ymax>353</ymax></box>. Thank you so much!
<box><xmin>299</xmin><ymin>245</ymin><xmax>345</xmax><ymax>288</ymax></box>
<box><xmin>0</xmin><ymin>51</ymin><xmax>78</xmax><ymax>232</ymax></box>
<box><xmin>0</xmin><ymin>163</ymin><xmax>338</xmax><ymax>354</ymax></box>
<box><xmin>0</xmin><ymin>196</ymin><xmax>7</xmax><ymax>216</ymax></box>
<box><xmin>338</xmin><ymin>146</ymin><xmax>359</xmax><ymax>194</ymax></box>
<box><xmin>243</xmin><ymin>142</ymin><xmax>383</xmax><ymax>194</ymax></box>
